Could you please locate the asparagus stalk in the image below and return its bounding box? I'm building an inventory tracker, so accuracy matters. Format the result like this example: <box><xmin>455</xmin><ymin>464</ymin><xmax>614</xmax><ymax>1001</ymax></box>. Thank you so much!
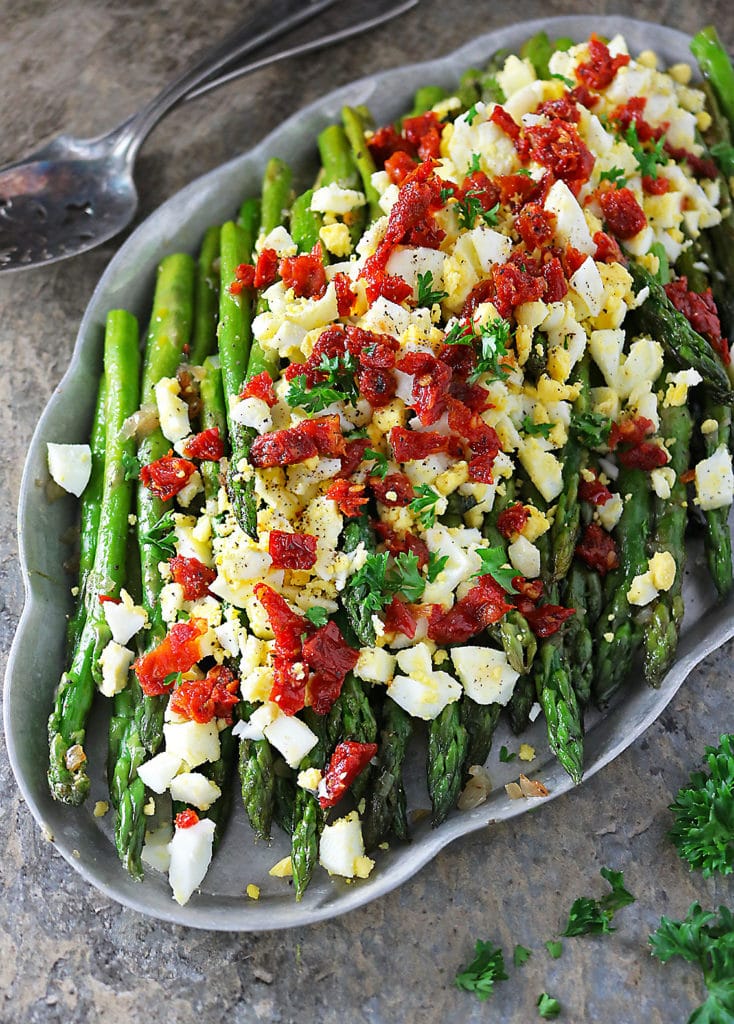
<box><xmin>291</xmin><ymin>709</ymin><xmax>328</xmax><ymax>901</ymax></box>
<box><xmin>198</xmin><ymin>356</ymin><xmax>227</xmax><ymax>500</ymax></box>
<box><xmin>460</xmin><ymin>698</ymin><xmax>501</xmax><ymax>771</ymax></box>
<box><xmin>690</xmin><ymin>27</ymin><xmax>734</xmax><ymax>128</ymax></box>
<box><xmin>189</xmin><ymin>225</ymin><xmax>220</xmax><ymax>366</ymax></box>
<box><xmin>536</xmin><ymin>641</ymin><xmax>584</xmax><ymax>784</ymax></box>
<box><xmin>110</xmin><ymin>680</ymin><xmax>147</xmax><ymax>878</ymax></box>
<box><xmin>700</xmin><ymin>396</ymin><xmax>733</xmax><ymax>599</ymax></box>
<box><xmin>326</xmin><ymin>672</ymin><xmax>378</xmax><ymax>803</ymax></box>
<box><xmin>428</xmin><ymin>700</ymin><xmax>469</xmax><ymax>826</ymax></box>
<box><xmin>362</xmin><ymin>699</ymin><xmax>412</xmax><ymax>852</ymax></box>
<box><xmin>238</xmin><ymin>700</ymin><xmax>276</xmax><ymax>841</ymax></box>
<box><xmin>342</xmin><ymin>106</ymin><xmax>383</xmax><ymax>222</ymax></box>
<box><xmin>48</xmin><ymin>309</ymin><xmax>141</xmax><ymax>804</ymax></box>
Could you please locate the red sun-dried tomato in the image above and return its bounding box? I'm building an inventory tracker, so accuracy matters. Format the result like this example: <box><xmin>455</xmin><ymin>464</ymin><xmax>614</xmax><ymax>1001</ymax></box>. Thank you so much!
<box><xmin>175</xmin><ymin>809</ymin><xmax>200</xmax><ymax>829</ymax></box>
<box><xmin>461</xmin><ymin>170</ymin><xmax>501</xmax><ymax>213</ymax></box>
<box><xmin>609</xmin><ymin>96</ymin><xmax>663</xmax><ymax>143</ymax></box>
<box><xmin>515</xmin><ymin>202</ymin><xmax>556</xmax><ymax>250</ymax></box>
<box><xmin>251</xmin><ymin>415</ymin><xmax>345</xmax><ymax>468</ymax></box>
<box><xmin>367</xmin><ymin>124</ymin><xmax>415</xmax><ymax>166</ymax></box>
<box><xmin>253</xmin><ymin>247</ymin><xmax>279</xmax><ymax>288</ymax></box>
<box><xmin>134</xmin><ymin>618</ymin><xmax>208</xmax><ymax>696</ymax></box>
<box><xmin>370</xmin><ymin>471</ymin><xmax>414</xmax><ymax>507</ymax></box>
<box><xmin>384</xmin><ymin>164</ymin><xmax>445</xmax><ymax>247</ymax></box>
<box><xmin>663</xmin><ymin>144</ymin><xmax>718</xmax><ymax>181</ymax></box>
<box><xmin>318</xmin><ymin>741</ymin><xmax>379</xmax><ymax>808</ymax></box>
<box><xmin>280</xmin><ymin>243</ymin><xmax>326</xmax><ymax>300</ymax></box>
<box><xmin>491</xmin><ymin>261</ymin><xmax>546</xmax><ymax>318</ymax></box>
<box><xmin>385</xmin><ymin>150</ymin><xmax>417</xmax><ymax>185</ymax></box>
<box><xmin>575</xmin><ymin>34</ymin><xmax>630</xmax><ymax>90</ymax></box>
<box><xmin>497</xmin><ymin>503</ymin><xmax>530</xmax><ymax>539</ymax></box>
<box><xmin>522</xmin><ymin>603</ymin><xmax>576</xmax><ymax>638</ymax></box>
<box><xmin>542</xmin><ymin>256</ymin><xmax>569</xmax><ymax>301</ymax></box>
<box><xmin>326</xmin><ymin>479</ymin><xmax>369</xmax><ymax>518</ymax></box>
<box><xmin>495</xmin><ymin>171</ymin><xmax>546</xmax><ymax>210</ymax></box>
<box><xmin>169</xmin><ymin>555</ymin><xmax>217</xmax><ymax>601</ymax></box>
<box><xmin>374</xmin><ymin>274</ymin><xmax>413</xmax><ymax>305</ymax></box>
<box><xmin>563</xmin><ymin>245</ymin><xmax>589</xmax><ymax>277</ymax></box>
<box><xmin>525</xmin><ymin>121</ymin><xmax>595</xmax><ymax>190</ymax></box>
<box><xmin>271</xmin><ymin>656</ymin><xmax>309</xmax><ymax>716</ymax></box>
<box><xmin>98</xmin><ymin>594</ymin><xmax>121</xmax><ymax>605</ymax></box>
<box><xmin>255</xmin><ymin>583</ymin><xmax>312</xmax><ymax>714</ymax></box>
<box><xmin>358</xmin><ymin>367</ymin><xmax>398</xmax><ymax>408</ymax></box>
<box><xmin>575</xmin><ymin>523</ymin><xmax>619</xmax><ymax>576</ymax></box>
<box><xmin>333</xmin><ymin>272</ymin><xmax>357</xmax><ymax>316</ymax></box>
<box><xmin>467</xmin><ymin>453</ymin><xmax>497</xmax><ymax>483</ymax></box>
<box><xmin>536</xmin><ymin>94</ymin><xmax>581</xmax><ymax>124</ymax></box>
<box><xmin>608</xmin><ymin>415</ymin><xmax>655</xmax><ymax>450</ymax></box>
<box><xmin>337</xmin><ymin>437</ymin><xmax>371</xmax><ymax>479</ymax></box>
<box><xmin>665</xmin><ymin>277</ymin><xmax>730</xmax><ymax>364</ymax></box>
<box><xmin>240</xmin><ymin>371</ymin><xmax>277</xmax><ymax>407</ymax></box>
<box><xmin>182</xmin><ymin>427</ymin><xmax>225</xmax><ymax>462</ymax></box>
<box><xmin>374</xmin><ymin>520</ymin><xmax>430</xmax><ymax>569</ymax></box>
<box><xmin>395</xmin><ymin>352</ymin><xmax>452</xmax><ymax>425</ymax></box>
<box><xmin>140</xmin><ymin>453</ymin><xmax>197</xmax><ymax>501</ymax></box>
<box><xmin>447</xmin><ymin>398</ymin><xmax>501</xmax><ymax>455</ymax></box>
<box><xmin>403</xmin><ymin>111</ymin><xmax>444</xmax><ymax>160</ymax></box>
<box><xmin>427</xmin><ymin>575</ymin><xmax>512</xmax><ymax>644</ymax></box>
<box><xmin>302</xmin><ymin>415</ymin><xmax>347</xmax><ymax>457</ymax></box>
<box><xmin>382</xmin><ymin>595</ymin><xmax>418</xmax><ymax>638</ymax></box>
<box><xmin>513</xmin><ymin>576</ymin><xmax>544</xmax><ymax>602</ymax></box>
<box><xmin>389</xmin><ymin>426</ymin><xmax>450</xmax><ymax>462</ymax></box>
<box><xmin>490</xmin><ymin>104</ymin><xmax>524</xmax><ymax>149</ymax></box>
<box><xmin>268</xmin><ymin>530</ymin><xmax>318</xmax><ymax>570</ymax></box>
<box><xmin>302</xmin><ymin>621</ymin><xmax>359</xmax><ymax>715</ymax></box>
<box><xmin>642</xmin><ymin>174</ymin><xmax>670</xmax><ymax>195</ymax></box>
<box><xmin>353</xmin><ymin>331</ymin><xmax>399</xmax><ymax>368</ymax></box>
<box><xmin>593</xmin><ymin>230</ymin><xmax>625</xmax><ymax>264</ymax></box>
<box><xmin>231</xmin><ymin>263</ymin><xmax>256</xmax><ymax>293</ymax></box>
<box><xmin>599</xmin><ymin>187</ymin><xmax>647</xmax><ymax>239</ymax></box>
<box><xmin>618</xmin><ymin>442</ymin><xmax>669</xmax><ymax>470</ymax></box>
<box><xmin>578</xmin><ymin>473</ymin><xmax>613</xmax><ymax>506</ymax></box>
<box><xmin>169</xmin><ymin>665</ymin><xmax>240</xmax><ymax>725</ymax></box>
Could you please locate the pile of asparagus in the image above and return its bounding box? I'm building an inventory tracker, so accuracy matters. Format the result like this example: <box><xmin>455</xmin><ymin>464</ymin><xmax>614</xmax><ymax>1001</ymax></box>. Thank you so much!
<box><xmin>46</xmin><ymin>27</ymin><xmax>734</xmax><ymax>902</ymax></box>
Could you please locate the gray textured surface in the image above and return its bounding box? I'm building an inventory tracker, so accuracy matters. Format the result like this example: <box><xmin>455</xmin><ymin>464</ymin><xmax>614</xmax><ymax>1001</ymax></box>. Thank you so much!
<box><xmin>0</xmin><ymin>0</ymin><xmax>733</xmax><ymax>1021</ymax></box>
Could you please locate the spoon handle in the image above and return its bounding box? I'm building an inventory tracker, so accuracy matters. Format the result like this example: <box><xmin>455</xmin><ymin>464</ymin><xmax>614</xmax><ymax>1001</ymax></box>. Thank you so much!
<box><xmin>113</xmin><ymin>0</ymin><xmax>339</xmax><ymax>164</ymax></box>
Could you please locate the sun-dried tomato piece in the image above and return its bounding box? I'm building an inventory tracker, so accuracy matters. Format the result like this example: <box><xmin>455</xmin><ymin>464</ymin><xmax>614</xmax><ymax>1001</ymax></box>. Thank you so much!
<box><xmin>300</xmin><ymin>415</ymin><xmax>347</xmax><ymax>457</ymax></box>
<box><xmin>642</xmin><ymin>174</ymin><xmax>670</xmax><ymax>195</ymax></box>
<box><xmin>491</xmin><ymin>261</ymin><xmax>546</xmax><ymax>318</ymax></box>
<box><xmin>578</xmin><ymin>474</ymin><xmax>613</xmax><ymax>506</ymax></box>
<box><xmin>134</xmin><ymin>618</ymin><xmax>208</xmax><ymax>696</ymax></box>
<box><xmin>495</xmin><ymin>172</ymin><xmax>545</xmax><ymax>210</ymax></box>
<box><xmin>182</xmin><ymin>427</ymin><xmax>225</xmax><ymax>462</ymax></box>
<box><xmin>140</xmin><ymin>453</ymin><xmax>197</xmax><ymax>500</ymax></box>
<box><xmin>461</xmin><ymin>170</ymin><xmax>501</xmax><ymax>213</ymax></box>
<box><xmin>490</xmin><ymin>104</ymin><xmax>524</xmax><ymax>148</ymax></box>
<box><xmin>522</xmin><ymin>603</ymin><xmax>576</xmax><ymax>638</ymax></box>
<box><xmin>575</xmin><ymin>523</ymin><xmax>619</xmax><ymax>576</ymax></box>
<box><xmin>664</xmin><ymin>144</ymin><xmax>718</xmax><ymax>181</ymax></box>
<box><xmin>563</xmin><ymin>245</ymin><xmax>588</xmax><ymax>276</ymax></box>
<box><xmin>608</xmin><ymin>415</ymin><xmax>655</xmax><ymax>450</ymax></box>
<box><xmin>268</xmin><ymin>530</ymin><xmax>318</xmax><ymax>570</ymax></box>
<box><xmin>169</xmin><ymin>555</ymin><xmax>217</xmax><ymax>601</ymax></box>
<box><xmin>497</xmin><ymin>502</ymin><xmax>530</xmax><ymax>539</ymax></box>
<box><xmin>254</xmin><ymin>583</ymin><xmax>310</xmax><ymax>659</ymax></box>
<box><xmin>271</xmin><ymin>655</ymin><xmax>308</xmax><ymax>716</ymax></box>
<box><xmin>368</xmin><ymin>124</ymin><xmax>415</xmax><ymax>165</ymax></box>
<box><xmin>374</xmin><ymin>520</ymin><xmax>430</xmax><ymax>568</ymax></box>
<box><xmin>609</xmin><ymin>96</ymin><xmax>663</xmax><ymax>143</ymax></box>
<box><xmin>427</xmin><ymin>575</ymin><xmax>512</xmax><ymax>644</ymax></box>
<box><xmin>382</xmin><ymin>595</ymin><xmax>418</xmax><ymax>638</ymax></box>
<box><xmin>383</xmin><ymin>165</ymin><xmax>445</xmax><ymax>247</ymax></box>
<box><xmin>353</xmin><ymin>332</ymin><xmax>399</xmax><ymax>368</ymax></box>
<box><xmin>403</xmin><ymin>111</ymin><xmax>443</xmax><ymax>159</ymax></box>
<box><xmin>514</xmin><ymin>577</ymin><xmax>544</xmax><ymax>602</ymax></box>
<box><xmin>665</xmin><ymin>277</ymin><xmax>730</xmax><ymax>365</ymax></box>
<box><xmin>369</xmin><ymin>472</ymin><xmax>414</xmax><ymax>507</ymax></box>
<box><xmin>447</xmin><ymin>398</ymin><xmax>501</xmax><ymax>456</ymax></box>
<box><xmin>318</xmin><ymin>741</ymin><xmax>379</xmax><ymax>808</ymax></box>
<box><xmin>599</xmin><ymin>187</ymin><xmax>647</xmax><ymax>239</ymax></box>
<box><xmin>536</xmin><ymin>94</ymin><xmax>581</xmax><ymax>124</ymax></box>
<box><xmin>337</xmin><ymin>437</ymin><xmax>371</xmax><ymax>479</ymax></box>
<box><xmin>542</xmin><ymin>256</ymin><xmax>568</xmax><ymax>301</ymax></box>
<box><xmin>525</xmin><ymin>121</ymin><xmax>595</xmax><ymax>190</ymax></box>
<box><xmin>302</xmin><ymin>622</ymin><xmax>359</xmax><ymax>714</ymax></box>
<box><xmin>253</xmin><ymin>248</ymin><xmax>279</xmax><ymax>288</ymax></box>
<box><xmin>169</xmin><ymin>665</ymin><xmax>240</xmax><ymax>725</ymax></box>
<box><xmin>618</xmin><ymin>442</ymin><xmax>669</xmax><ymax>470</ymax></box>
<box><xmin>396</xmin><ymin>352</ymin><xmax>452</xmax><ymax>425</ymax></box>
<box><xmin>176</xmin><ymin>809</ymin><xmax>200</xmax><ymax>829</ymax></box>
<box><xmin>385</xmin><ymin>150</ymin><xmax>417</xmax><ymax>185</ymax></box>
<box><xmin>358</xmin><ymin>367</ymin><xmax>398</xmax><ymax>408</ymax></box>
<box><xmin>468</xmin><ymin>453</ymin><xmax>497</xmax><ymax>483</ymax></box>
<box><xmin>240</xmin><ymin>371</ymin><xmax>277</xmax><ymax>407</ymax></box>
<box><xmin>333</xmin><ymin>271</ymin><xmax>357</xmax><ymax>316</ymax></box>
<box><xmin>280</xmin><ymin>243</ymin><xmax>326</xmax><ymax>299</ymax></box>
<box><xmin>593</xmin><ymin>230</ymin><xmax>625</xmax><ymax>264</ymax></box>
<box><xmin>515</xmin><ymin>202</ymin><xmax>556</xmax><ymax>249</ymax></box>
<box><xmin>250</xmin><ymin>426</ymin><xmax>318</xmax><ymax>467</ymax></box>
<box><xmin>326</xmin><ymin>479</ymin><xmax>369</xmax><ymax>518</ymax></box>
<box><xmin>575</xmin><ymin>34</ymin><xmax>630</xmax><ymax>90</ymax></box>
<box><xmin>389</xmin><ymin>426</ymin><xmax>449</xmax><ymax>462</ymax></box>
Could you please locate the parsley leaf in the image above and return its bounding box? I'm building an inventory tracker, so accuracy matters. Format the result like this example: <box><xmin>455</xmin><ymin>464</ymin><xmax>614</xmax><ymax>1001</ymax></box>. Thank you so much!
<box><xmin>426</xmin><ymin>551</ymin><xmax>449</xmax><ymax>583</ymax></box>
<box><xmin>416</xmin><ymin>270</ymin><xmax>448</xmax><ymax>308</ymax></box>
<box><xmin>455</xmin><ymin>940</ymin><xmax>508</xmax><ymax>1001</ymax></box>
<box><xmin>545</xmin><ymin>940</ymin><xmax>563</xmax><ymax>959</ymax></box>
<box><xmin>467</xmin><ymin>152</ymin><xmax>482</xmax><ymax>174</ymax></box>
<box><xmin>465</xmin><ymin>103</ymin><xmax>480</xmax><ymax>125</ymax></box>
<box><xmin>499</xmin><ymin>745</ymin><xmax>516</xmax><ymax>763</ymax></box>
<box><xmin>286</xmin><ymin>352</ymin><xmax>358</xmax><ymax>414</ymax></box>
<box><xmin>455</xmin><ymin>191</ymin><xmax>500</xmax><ymax>230</ymax></box>
<box><xmin>513</xmin><ymin>944</ymin><xmax>532</xmax><ymax>967</ymax></box>
<box><xmin>305</xmin><ymin>606</ymin><xmax>329</xmax><ymax>628</ymax></box>
<box><xmin>537</xmin><ymin>993</ymin><xmax>562</xmax><ymax>1019</ymax></box>
<box><xmin>140</xmin><ymin>509</ymin><xmax>177</xmax><ymax>557</ymax></box>
<box><xmin>599</xmin><ymin>166</ymin><xmax>628</xmax><ymax>187</ymax></box>
<box><xmin>669</xmin><ymin>734</ymin><xmax>734</xmax><ymax>877</ymax></box>
<box><xmin>515</xmin><ymin>168</ymin><xmax>533</xmax><ymax>177</ymax></box>
<box><xmin>562</xmin><ymin>867</ymin><xmax>635</xmax><ymax>937</ymax></box>
<box><xmin>346</xmin><ymin>552</ymin><xmax>392</xmax><ymax>614</ymax></box>
<box><xmin>623</xmin><ymin>122</ymin><xmax>666</xmax><ymax>179</ymax></box>
<box><xmin>443</xmin><ymin>320</ymin><xmax>474</xmax><ymax>346</ymax></box>
<box><xmin>409</xmin><ymin>484</ymin><xmax>442</xmax><ymax>528</ymax></box>
<box><xmin>386</xmin><ymin>550</ymin><xmax>426</xmax><ymax>603</ymax></box>
<box><xmin>570</xmin><ymin>410</ymin><xmax>611</xmax><ymax>448</ymax></box>
<box><xmin>473</xmin><ymin>546</ymin><xmax>518</xmax><ymax>592</ymax></box>
<box><xmin>522</xmin><ymin>416</ymin><xmax>553</xmax><ymax>439</ymax></box>
<box><xmin>440</xmin><ymin>185</ymin><xmax>456</xmax><ymax>204</ymax></box>
<box><xmin>121</xmin><ymin>450</ymin><xmax>141</xmax><ymax>481</ymax></box>
<box><xmin>550</xmin><ymin>71</ymin><xmax>575</xmax><ymax>89</ymax></box>
<box><xmin>649</xmin><ymin>903</ymin><xmax>734</xmax><ymax>1024</ymax></box>
<box><xmin>364</xmin><ymin>448</ymin><xmax>390</xmax><ymax>480</ymax></box>
<box><xmin>469</xmin><ymin>317</ymin><xmax>512</xmax><ymax>382</ymax></box>
<box><xmin>711</xmin><ymin>140</ymin><xmax>734</xmax><ymax>178</ymax></box>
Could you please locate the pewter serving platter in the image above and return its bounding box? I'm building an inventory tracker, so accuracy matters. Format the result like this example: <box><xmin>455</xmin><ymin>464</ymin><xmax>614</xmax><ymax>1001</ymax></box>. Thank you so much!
<box><xmin>5</xmin><ymin>15</ymin><xmax>734</xmax><ymax>931</ymax></box>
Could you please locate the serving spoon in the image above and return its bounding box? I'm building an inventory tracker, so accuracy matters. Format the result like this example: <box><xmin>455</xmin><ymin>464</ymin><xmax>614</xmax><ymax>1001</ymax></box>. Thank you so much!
<box><xmin>0</xmin><ymin>0</ymin><xmax>418</xmax><ymax>274</ymax></box>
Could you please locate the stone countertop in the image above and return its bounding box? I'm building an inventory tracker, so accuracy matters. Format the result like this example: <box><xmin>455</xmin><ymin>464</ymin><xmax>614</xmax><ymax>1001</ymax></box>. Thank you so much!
<box><xmin>1</xmin><ymin>1</ymin><xmax>732</xmax><ymax>1021</ymax></box>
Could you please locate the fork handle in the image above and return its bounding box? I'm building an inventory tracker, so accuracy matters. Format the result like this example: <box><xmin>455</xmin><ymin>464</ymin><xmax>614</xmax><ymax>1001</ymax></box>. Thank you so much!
<box><xmin>112</xmin><ymin>0</ymin><xmax>338</xmax><ymax>164</ymax></box>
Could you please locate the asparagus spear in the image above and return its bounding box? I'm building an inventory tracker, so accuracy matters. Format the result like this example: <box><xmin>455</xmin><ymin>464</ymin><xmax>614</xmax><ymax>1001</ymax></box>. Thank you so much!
<box><xmin>135</xmin><ymin>253</ymin><xmax>195</xmax><ymax>753</ymax></box>
<box><xmin>189</xmin><ymin>225</ymin><xmax>220</xmax><ymax>366</ymax></box>
<box><xmin>48</xmin><ymin>309</ymin><xmax>140</xmax><ymax>804</ymax></box>
<box><xmin>460</xmin><ymin>698</ymin><xmax>501</xmax><ymax>771</ymax></box>
<box><xmin>291</xmin><ymin>709</ymin><xmax>328</xmax><ymax>901</ymax></box>
<box><xmin>562</xmin><ymin>562</ymin><xmax>598</xmax><ymax>707</ymax></box>
<box><xmin>521</xmin><ymin>31</ymin><xmax>553</xmax><ymax>79</ymax></box>
<box><xmin>536</xmin><ymin>642</ymin><xmax>584</xmax><ymax>784</ymax></box>
<box><xmin>428</xmin><ymin>700</ymin><xmax>469</xmax><ymax>826</ymax></box>
<box><xmin>550</xmin><ymin>358</ymin><xmax>590</xmax><ymax>583</ymax></box>
<box><xmin>238</xmin><ymin>700</ymin><xmax>276</xmax><ymax>841</ymax></box>
<box><xmin>643</xmin><ymin>399</ymin><xmax>694</xmax><ymax>685</ymax></box>
<box><xmin>691</xmin><ymin>26</ymin><xmax>734</xmax><ymax>128</ymax></box>
<box><xmin>326</xmin><ymin>672</ymin><xmax>378</xmax><ymax>802</ymax></box>
<box><xmin>66</xmin><ymin>376</ymin><xmax>106</xmax><ymax>653</ymax></box>
<box><xmin>342</xmin><ymin>106</ymin><xmax>383</xmax><ymax>222</ymax></box>
<box><xmin>198</xmin><ymin>356</ymin><xmax>227</xmax><ymax>500</ymax></box>
<box><xmin>362</xmin><ymin>699</ymin><xmax>412</xmax><ymax>851</ymax></box>
<box><xmin>110</xmin><ymin>680</ymin><xmax>147</xmax><ymax>878</ymax></box>
<box><xmin>317</xmin><ymin>123</ymin><xmax>366</xmax><ymax>245</ymax></box>
<box><xmin>700</xmin><ymin>396</ymin><xmax>733</xmax><ymax>599</ymax></box>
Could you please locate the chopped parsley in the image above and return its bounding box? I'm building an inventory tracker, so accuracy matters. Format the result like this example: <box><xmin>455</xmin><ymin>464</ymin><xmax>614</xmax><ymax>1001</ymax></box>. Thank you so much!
<box><xmin>455</xmin><ymin>940</ymin><xmax>508</xmax><ymax>1001</ymax></box>
<box><xmin>440</xmin><ymin>185</ymin><xmax>456</xmax><ymax>204</ymax></box>
<box><xmin>416</xmin><ymin>270</ymin><xmax>448</xmax><ymax>308</ymax></box>
<box><xmin>469</xmin><ymin>317</ymin><xmax>513</xmax><ymax>383</ymax></box>
<box><xmin>140</xmin><ymin>509</ymin><xmax>177</xmax><ymax>557</ymax></box>
<box><xmin>346</xmin><ymin>552</ymin><xmax>392</xmax><ymax>614</ymax></box>
<box><xmin>455</xmin><ymin>191</ymin><xmax>501</xmax><ymax>230</ymax></box>
<box><xmin>386</xmin><ymin>551</ymin><xmax>426</xmax><ymax>603</ymax></box>
<box><xmin>465</xmin><ymin>103</ymin><xmax>480</xmax><ymax>125</ymax></box>
<box><xmin>426</xmin><ymin>551</ymin><xmax>449</xmax><ymax>583</ymax></box>
<box><xmin>121</xmin><ymin>450</ymin><xmax>141</xmax><ymax>481</ymax></box>
<box><xmin>364</xmin><ymin>448</ymin><xmax>390</xmax><ymax>479</ymax></box>
<box><xmin>649</xmin><ymin>902</ymin><xmax>734</xmax><ymax>1024</ymax></box>
<box><xmin>599</xmin><ymin>166</ymin><xmax>627</xmax><ymax>187</ymax></box>
<box><xmin>550</xmin><ymin>71</ymin><xmax>575</xmax><ymax>88</ymax></box>
<box><xmin>473</xmin><ymin>546</ymin><xmax>519</xmax><ymax>592</ymax></box>
<box><xmin>623</xmin><ymin>122</ymin><xmax>667</xmax><ymax>179</ymax></box>
<box><xmin>409</xmin><ymin>484</ymin><xmax>442</xmax><ymax>528</ymax></box>
<box><xmin>443</xmin><ymin>320</ymin><xmax>474</xmax><ymax>346</ymax></box>
<box><xmin>537</xmin><ymin>993</ymin><xmax>562</xmax><ymax>1019</ymax></box>
<box><xmin>466</xmin><ymin>152</ymin><xmax>482</xmax><ymax>174</ymax></box>
<box><xmin>522</xmin><ymin>416</ymin><xmax>553</xmax><ymax>439</ymax></box>
<box><xmin>562</xmin><ymin>867</ymin><xmax>635</xmax><ymax>937</ymax></box>
<box><xmin>570</xmin><ymin>410</ymin><xmax>611</xmax><ymax>448</ymax></box>
<box><xmin>544</xmin><ymin>940</ymin><xmax>563</xmax><ymax>959</ymax></box>
<box><xmin>513</xmin><ymin>944</ymin><xmax>532</xmax><ymax>967</ymax></box>
<box><xmin>305</xmin><ymin>606</ymin><xmax>330</xmax><ymax>628</ymax></box>
<box><xmin>668</xmin><ymin>733</ymin><xmax>734</xmax><ymax>877</ymax></box>
<box><xmin>286</xmin><ymin>352</ymin><xmax>358</xmax><ymax>414</ymax></box>
<box><xmin>499</xmin><ymin>745</ymin><xmax>517</xmax><ymax>763</ymax></box>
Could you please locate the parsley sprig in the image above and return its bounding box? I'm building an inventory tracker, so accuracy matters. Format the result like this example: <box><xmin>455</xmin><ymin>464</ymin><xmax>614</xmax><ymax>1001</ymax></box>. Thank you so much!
<box><xmin>471</xmin><ymin>318</ymin><xmax>512</xmax><ymax>382</ymax></box>
<box><xmin>473</xmin><ymin>546</ymin><xmax>519</xmax><ymax>592</ymax></box>
<box><xmin>140</xmin><ymin>509</ymin><xmax>177</xmax><ymax>557</ymax></box>
<box><xmin>599</xmin><ymin>166</ymin><xmax>628</xmax><ymax>187</ymax></box>
<box><xmin>562</xmin><ymin>867</ymin><xmax>635</xmax><ymax>937</ymax></box>
<box><xmin>669</xmin><ymin>734</ymin><xmax>734</xmax><ymax>877</ymax></box>
<box><xmin>426</xmin><ymin>551</ymin><xmax>449</xmax><ymax>583</ymax></box>
<box><xmin>409</xmin><ymin>484</ymin><xmax>442</xmax><ymax>528</ymax></box>
<box><xmin>649</xmin><ymin>903</ymin><xmax>734</xmax><ymax>1024</ymax></box>
<box><xmin>364</xmin><ymin>448</ymin><xmax>390</xmax><ymax>479</ymax></box>
<box><xmin>286</xmin><ymin>352</ymin><xmax>358</xmax><ymax>414</ymax></box>
<box><xmin>455</xmin><ymin>940</ymin><xmax>508</xmax><ymax>1001</ymax></box>
<box><xmin>455</xmin><ymin>191</ymin><xmax>500</xmax><ymax>230</ymax></box>
<box><xmin>305</xmin><ymin>606</ymin><xmax>329</xmax><ymax>628</ymax></box>
<box><xmin>385</xmin><ymin>551</ymin><xmax>426</xmax><ymax>603</ymax></box>
<box><xmin>623</xmin><ymin>122</ymin><xmax>667</xmax><ymax>179</ymax></box>
<box><xmin>416</xmin><ymin>270</ymin><xmax>448</xmax><ymax>308</ymax></box>
<box><xmin>570</xmin><ymin>410</ymin><xmax>611</xmax><ymax>448</ymax></box>
<box><xmin>522</xmin><ymin>416</ymin><xmax>553</xmax><ymax>439</ymax></box>
<box><xmin>121</xmin><ymin>450</ymin><xmax>141</xmax><ymax>481</ymax></box>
